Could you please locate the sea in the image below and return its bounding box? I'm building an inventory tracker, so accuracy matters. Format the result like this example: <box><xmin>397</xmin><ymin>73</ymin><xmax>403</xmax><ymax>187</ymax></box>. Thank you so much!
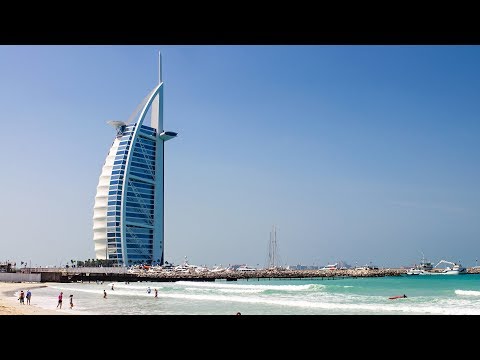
<box><xmin>15</xmin><ymin>274</ymin><xmax>480</xmax><ymax>315</ymax></box>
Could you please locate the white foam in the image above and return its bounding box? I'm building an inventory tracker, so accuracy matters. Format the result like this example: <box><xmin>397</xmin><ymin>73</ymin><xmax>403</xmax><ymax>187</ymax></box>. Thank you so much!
<box><xmin>184</xmin><ymin>287</ymin><xmax>263</xmax><ymax>294</ymax></box>
<box><xmin>144</xmin><ymin>292</ymin><xmax>480</xmax><ymax>315</ymax></box>
<box><xmin>37</xmin><ymin>282</ymin><xmax>480</xmax><ymax>315</ymax></box>
<box><xmin>107</xmin><ymin>283</ymin><xmax>164</xmax><ymax>291</ymax></box>
<box><xmin>455</xmin><ymin>289</ymin><xmax>480</xmax><ymax>296</ymax></box>
<box><xmin>14</xmin><ymin>292</ymin><xmax>93</xmax><ymax>314</ymax></box>
<box><xmin>174</xmin><ymin>281</ymin><xmax>324</xmax><ymax>292</ymax></box>
<box><xmin>49</xmin><ymin>283</ymin><xmax>163</xmax><ymax>294</ymax></box>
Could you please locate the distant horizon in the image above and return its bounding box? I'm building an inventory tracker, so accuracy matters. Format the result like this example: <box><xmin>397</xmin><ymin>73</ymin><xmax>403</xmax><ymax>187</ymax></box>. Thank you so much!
<box><xmin>1</xmin><ymin>46</ymin><xmax>479</xmax><ymax>268</ymax></box>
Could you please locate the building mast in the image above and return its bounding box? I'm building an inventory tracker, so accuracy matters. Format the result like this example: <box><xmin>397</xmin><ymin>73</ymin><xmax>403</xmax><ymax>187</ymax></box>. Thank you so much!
<box><xmin>159</xmin><ymin>51</ymin><xmax>162</xmax><ymax>84</ymax></box>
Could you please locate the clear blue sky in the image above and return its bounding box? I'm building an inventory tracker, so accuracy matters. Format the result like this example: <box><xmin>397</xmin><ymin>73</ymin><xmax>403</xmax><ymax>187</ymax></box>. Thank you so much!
<box><xmin>1</xmin><ymin>45</ymin><xmax>479</xmax><ymax>268</ymax></box>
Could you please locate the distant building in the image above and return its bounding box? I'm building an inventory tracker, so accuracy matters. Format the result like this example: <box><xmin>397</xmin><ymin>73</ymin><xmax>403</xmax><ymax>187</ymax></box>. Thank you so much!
<box><xmin>93</xmin><ymin>57</ymin><xmax>177</xmax><ymax>266</ymax></box>
<box><xmin>0</xmin><ymin>262</ymin><xmax>14</xmax><ymax>273</ymax></box>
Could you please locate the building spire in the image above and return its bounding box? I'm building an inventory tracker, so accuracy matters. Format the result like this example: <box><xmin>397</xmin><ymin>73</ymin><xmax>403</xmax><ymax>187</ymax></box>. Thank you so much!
<box><xmin>159</xmin><ymin>51</ymin><xmax>162</xmax><ymax>84</ymax></box>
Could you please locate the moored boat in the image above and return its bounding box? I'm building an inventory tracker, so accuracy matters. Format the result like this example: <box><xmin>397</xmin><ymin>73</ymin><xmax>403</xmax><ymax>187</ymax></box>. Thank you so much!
<box><xmin>431</xmin><ymin>260</ymin><xmax>466</xmax><ymax>275</ymax></box>
<box><xmin>406</xmin><ymin>257</ymin><xmax>466</xmax><ymax>275</ymax></box>
<box><xmin>236</xmin><ymin>265</ymin><xmax>257</xmax><ymax>272</ymax></box>
<box><xmin>405</xmin><ymin>253</ymin><xmax>434</xmax><ymax>275</ymax></box>
<box><xmin>320</xmin><ymin>263</ymin><xmax>338</xmax><ymax>271</ymax></box>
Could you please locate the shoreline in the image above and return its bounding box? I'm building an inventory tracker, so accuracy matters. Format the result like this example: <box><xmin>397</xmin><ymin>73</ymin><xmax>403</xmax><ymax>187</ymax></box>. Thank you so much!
<box><xmin>11</xmin><ymin>266</ymin><xmax>480</xmax><ymax>284</ymax></box>
<box><xmin>0</xmin><ymin>282</ymin><xmax>68</xmax><ymax>315</ymax></box>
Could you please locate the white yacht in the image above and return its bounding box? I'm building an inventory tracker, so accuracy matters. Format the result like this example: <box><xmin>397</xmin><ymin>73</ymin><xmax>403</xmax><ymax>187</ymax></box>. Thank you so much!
<box><xmin>236</xmin><ymin>265</ymin><xmax>257</xmax><ymax>272</ymax></box>
<box><xmin>406</xmin><ymin>257</ymin><xmax>466</xmax><ymax>275</ymax></box>
<box><xmin>406</xmin><ymin>268</ymin><xmax>427</xmax><ymax>275</ymax></box>
<box><xmin>320</xmin><ymin>263</ymin><xmax>338</xmax><ymax>271</ymax></box>
<box><xmin>355</xmin><ymin>264</ymin><xmax>379</xmax><ymax>271</ymax></box>
<box><xmin>209</xmin><ymin>265</ymin><xmax>226</xmax><ymax>273</ymax></box>
<box><xmin>431</xmin><ymin>260</ymin><xmax>466</xmax><ymax>275</ymax></box>
<box><xmin>173</xmin><ymin>256</ymin><xmax>205</xmax><ymax>273</ymax></box>
<box><xmin>406</xmin><ymin>256</ymin><xmax>434</xmax><ymax>275</ymax></box>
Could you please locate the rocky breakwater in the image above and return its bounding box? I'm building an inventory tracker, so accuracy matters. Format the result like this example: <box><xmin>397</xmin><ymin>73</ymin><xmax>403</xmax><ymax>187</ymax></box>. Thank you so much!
<box><xmin>132</xmin><ymin>267</ymin><xmax>407</xmax><ymax>281</ymax></box>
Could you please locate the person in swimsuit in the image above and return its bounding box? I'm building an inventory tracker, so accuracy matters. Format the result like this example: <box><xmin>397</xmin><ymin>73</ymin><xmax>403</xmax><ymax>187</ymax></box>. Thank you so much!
<box><xmin>18</xmin><ymin>290</ymin><xmax>25</xmax><ymax>305</ymax></box>
<box><xmin>57</xmin><ymin>292</ymin><xmax>63</xmax><ymax>309</ymax></box>
<box><xmin>26</xmin><ymin>290</ymin><xmax>31</xmax><ymax>305</ymax></box>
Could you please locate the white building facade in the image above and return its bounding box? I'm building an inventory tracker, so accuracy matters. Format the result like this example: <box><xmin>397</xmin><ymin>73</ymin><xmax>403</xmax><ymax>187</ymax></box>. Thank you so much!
<box><xmin>93</xmin><ymin>68</ymin><xmax>176</xmax><ymax>266</ymax></box>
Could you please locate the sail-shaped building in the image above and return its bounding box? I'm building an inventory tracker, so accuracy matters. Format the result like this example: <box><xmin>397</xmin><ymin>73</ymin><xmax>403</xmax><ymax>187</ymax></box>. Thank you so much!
<box><xmin>93</xmin><ymin>56</ymin><xmax>176</xmax><ymax>266</ymax></box>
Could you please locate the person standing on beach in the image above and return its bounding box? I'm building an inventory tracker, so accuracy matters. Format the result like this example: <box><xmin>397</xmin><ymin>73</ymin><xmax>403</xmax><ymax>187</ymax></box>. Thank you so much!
<box><xmin>57</xmin><ymin>292</ymin><xmax>63</xmax><ymax>309</ymax></box>
<box><xmin>103</xmin><ymin>290</ymin><xmax>107</xmax><ymax>299</ymax></box>
<box><xmin>154</xmin><ymin>289</ymin><xmax>158</xmax><ymax>298</ymax></box>
<box><xmin>69</xmin><ymin>295</ymin><xmax>74</xmax><ymax>309</ymax></box>
<box><xmin>18</xmin><ymin>290</ymin><xmax>25</xmax><ymax>305</ymax></box>
<box><xmin>26</xmin><ymin>290</ymin><xmax>31</xmax><ymax>305</ymax></box>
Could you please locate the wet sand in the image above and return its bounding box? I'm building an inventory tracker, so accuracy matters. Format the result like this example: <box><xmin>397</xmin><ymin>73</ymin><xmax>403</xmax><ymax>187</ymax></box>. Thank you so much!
<box><xmin>0</xmin><ymin>282</ymin><xmax>66</xmax><ymax>315</ymax></box>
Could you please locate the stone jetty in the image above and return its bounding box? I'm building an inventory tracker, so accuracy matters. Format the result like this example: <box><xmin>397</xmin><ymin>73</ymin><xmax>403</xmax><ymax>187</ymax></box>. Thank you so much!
<box><xmin>23</xmin><ymin>266</ymin><xmax>480</xmax><ymax>283</ymax></box>
<box><xmin>29</xmin><ymin>267</ymin><xmax>407</xmax><ymax>283</ymax></box>
<box><xmin>130</xmin><ymin>267</ymin><xmax>407</xmax><ymax>280</ymax></box>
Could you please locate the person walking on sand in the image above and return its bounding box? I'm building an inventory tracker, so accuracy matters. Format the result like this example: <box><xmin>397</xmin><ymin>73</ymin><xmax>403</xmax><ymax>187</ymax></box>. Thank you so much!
<box><xmin>18</xmin><ymin>290</ymin><xmax>25</xmax><ymax>305</ymax></box>
<box><xmin>26</xmin><ymin>290</ymin><xmax>31</xmax><ymax>305</ymax></box>
<box><xmin>57</xmin><ymin>292</ymin><xmax>63</xmax><ymax>309</ymax></box>
<box><xmin>69</xmin><ymin>294</ymin><xmax>74</xmax><ymax>309</ymax></box>
<box><xmin>154</xmin><ymin>289</ymin><xmax>158</xmax><ymax>298</ymax></box>
<box><xmin>103</xmin><ymin>290</ymin><xmax>107</xmax><ymax>299</ymax></box>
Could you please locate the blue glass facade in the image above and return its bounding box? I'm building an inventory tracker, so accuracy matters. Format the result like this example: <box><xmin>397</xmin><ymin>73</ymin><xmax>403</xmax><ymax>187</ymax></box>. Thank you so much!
<box><xmin>94</xmin><ymin>79</ymin><xmax>176</xmax><ymax>266</ymax></box>
<box><xmin>106</xmin><ymin>124</ymin><xmax>159</xmax><ymax>265</ymax></box>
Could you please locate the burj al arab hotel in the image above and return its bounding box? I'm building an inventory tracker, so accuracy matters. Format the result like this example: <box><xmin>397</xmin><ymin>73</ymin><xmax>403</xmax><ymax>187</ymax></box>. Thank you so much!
<box><xmin>93</xmin><ymin>55</ymin><xmax>177</xmax><ymax>266</ymax></box>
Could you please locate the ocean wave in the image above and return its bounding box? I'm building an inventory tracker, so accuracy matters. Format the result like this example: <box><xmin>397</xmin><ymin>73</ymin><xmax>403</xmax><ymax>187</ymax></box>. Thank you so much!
<box><xmin>37</xmin><ymin>283</ymin><xmax>480</xmax><ymax>315</ymax></box>
<box><xmin>308</xmin><ymin>284</ymin><xmax>327</xmax><ymax>291</ymax></box>
<box><xmin>151</xmin><ymin>292</ymin><xmax>480</xmax><ymax>315</ymax></box>
<box><xmin>49</xmin><ymin>284</ymin><xmax>163</xmax><ymax>292</ymax></box>
<box><xmin>47</xmin><ymin>286</ymin><xmax>162</xmax><ymax>298</ymax></box>
<box><xmin>455</xmin><ymin>290</ymin><xmax>480</xmax><ymax>296</ymax></box>
<box><xmin>174</xmin><ymin>281</ymin><xmax>324</xmax><ymax>292</ymax></box>
<box><xmin>184</xmin><ymin>287</ymin><xmax>263</xmax><ymax>294</ymax></box>
<box><xmin>111</xmin><ymin>284</ymin><xmax>164</xmax><ymax>291</ymax></box>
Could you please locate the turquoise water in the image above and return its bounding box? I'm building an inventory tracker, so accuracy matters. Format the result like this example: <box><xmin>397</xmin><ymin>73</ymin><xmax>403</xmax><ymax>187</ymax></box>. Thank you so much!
<box><xmin>16</xmin><ymin>275</ymin><xmax>480</xmax><ymax>315</ymax></box>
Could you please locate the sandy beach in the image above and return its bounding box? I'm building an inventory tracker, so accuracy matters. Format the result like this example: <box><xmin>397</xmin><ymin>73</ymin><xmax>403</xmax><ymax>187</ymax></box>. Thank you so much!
<box><xmin>0</xmin><ymin>282</ymin><xmax>66</xmax><ymax>315</ymax></box>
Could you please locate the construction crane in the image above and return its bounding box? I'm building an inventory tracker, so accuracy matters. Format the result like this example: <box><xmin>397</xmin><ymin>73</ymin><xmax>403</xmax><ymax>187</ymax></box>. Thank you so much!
<box><xmin>434</xmin><ymin>259</ymin><xmax>457</xmax><ymax>269</ymax></box>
